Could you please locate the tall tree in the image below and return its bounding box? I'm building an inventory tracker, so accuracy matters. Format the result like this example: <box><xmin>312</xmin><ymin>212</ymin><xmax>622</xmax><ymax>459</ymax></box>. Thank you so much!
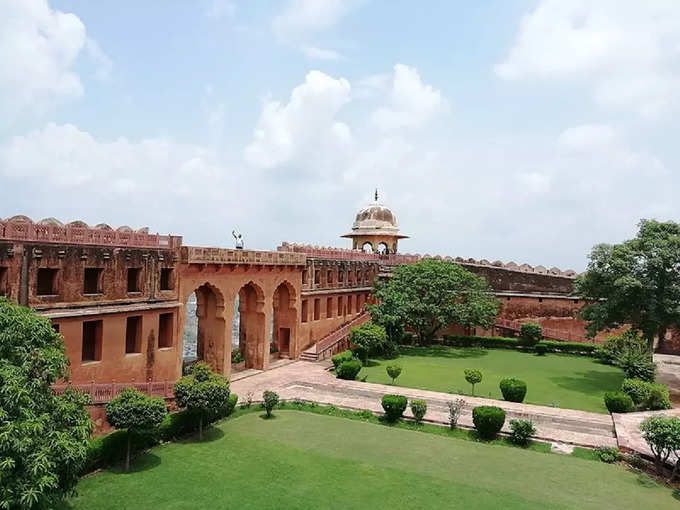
<box><xmin>369</xmin><ymin>259</ymin><xmax>499</xmax><ymax>344</ymax></box>
<box><xmin>575</xmin><ymin>219</ymin><xmax>680</xmax><ymax>349</ymax></box>
<box><xmin>0</xmin><ymin>298</ymin><xmax>93</xmax><ymax>509</ymax></box>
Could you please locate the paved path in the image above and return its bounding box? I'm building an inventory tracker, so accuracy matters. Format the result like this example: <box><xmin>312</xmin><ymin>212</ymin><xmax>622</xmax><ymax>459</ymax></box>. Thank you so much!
<box><xmin>613</xmin><ymin>408</ymin><xmax>680</xmax><ymax>466</ymax></box>
<box><xmin>231</xmin><ymin>360</ymin><xmax>617</xmax><ymax>448</ymax></box>
<box><xmin>655</xmin><ymin>354</ymin><xmax>680</xmax><ymax>407</ymax></box>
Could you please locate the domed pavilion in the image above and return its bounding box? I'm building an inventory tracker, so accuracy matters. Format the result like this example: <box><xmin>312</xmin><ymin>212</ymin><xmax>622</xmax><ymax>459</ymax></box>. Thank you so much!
<box><xmin>342</xmin><ymin>190</ymin><xmax>408</xmax><ymax>254</ymax></box>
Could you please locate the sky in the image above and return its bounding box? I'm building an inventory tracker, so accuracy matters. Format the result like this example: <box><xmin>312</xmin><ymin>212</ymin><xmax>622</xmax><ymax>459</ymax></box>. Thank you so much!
<box><xmin>2</xmin><ymin>0</ymin><xmax>680</xmax><ymax>271</ymax></box>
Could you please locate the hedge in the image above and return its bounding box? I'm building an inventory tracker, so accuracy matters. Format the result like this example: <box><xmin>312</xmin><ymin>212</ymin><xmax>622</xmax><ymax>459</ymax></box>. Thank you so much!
<box><xmin>441</xmin><ymin>335</ymin><xmax>598</xmax><ymax>356</ymax></box>
<box><xmin>381</xmin><ymin>394</ymin><xmax>408</xmax><ymax>422</ymax></box>
<box><xmin>472</xmin><ymin>406</ymin><xmax>506</xmax><ymax>439</ymax></box>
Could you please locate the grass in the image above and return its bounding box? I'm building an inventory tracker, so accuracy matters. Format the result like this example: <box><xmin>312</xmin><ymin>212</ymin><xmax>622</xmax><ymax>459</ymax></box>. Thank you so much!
<box><xmin>64</xmin><ymin>410</ymin><xmax>677</xmax><ymax>510</ymax></box>
<box><xmin>359</xmin><ymin>346</ymin><xmax>625</xmax><ymax>413</ymax></box>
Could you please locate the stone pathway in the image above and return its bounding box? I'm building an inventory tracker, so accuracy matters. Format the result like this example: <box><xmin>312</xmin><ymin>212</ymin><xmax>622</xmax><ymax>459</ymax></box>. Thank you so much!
<box><xmin>231</xmin><ymin>360</ymin><xmax>617</xmax><ymax>448</ymax></box>
<box><xmin>655</xmin><ymin>354</ymin><xmax>680</xmax><ymax>407</ymax></box>
<box><xmin>613</xmin><ymin>408</ymin><xmax>680</xmax><ymax>466</ymax></box>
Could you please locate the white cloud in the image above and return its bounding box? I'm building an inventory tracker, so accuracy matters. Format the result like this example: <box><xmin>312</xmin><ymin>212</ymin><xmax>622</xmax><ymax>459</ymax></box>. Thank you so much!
<box><xmin>496</xmin><ymin>0</ymin><xmax>680</xmax><ymax>116</ymax></box>
<box><xmin>0</xmin><ymin>0</ymin><xmax>111</xmax><ymax>119</ymax></box>
<box><xmin>244</xmin><ymin>70</ymin><xmax>352</xmax><ymax>169</ymax></box>
<box><xmin>370</xmin><ymin>64</ymin><xmax>445</xmax><ymax>131</ymax></box>
<box><xmin>272</xmin><ymin>0</ymin><xmax>354</xmax><ymax>38</ymax></box>
<box><xmin>300</xmin><ymin>45</ymin><xmax>345</xmax><ymax>61</ymax></box>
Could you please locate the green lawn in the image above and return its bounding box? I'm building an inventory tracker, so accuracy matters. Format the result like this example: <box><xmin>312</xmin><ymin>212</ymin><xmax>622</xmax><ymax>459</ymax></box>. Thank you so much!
<box><xmin>65</xmin><ymin>411</ymin><xmax>676</xmax><ymax>509</ymax></box>
<box><xmin>359</xmin><ymin>346</ymin><xmax>625</xmax><ymax>413</ymax></box>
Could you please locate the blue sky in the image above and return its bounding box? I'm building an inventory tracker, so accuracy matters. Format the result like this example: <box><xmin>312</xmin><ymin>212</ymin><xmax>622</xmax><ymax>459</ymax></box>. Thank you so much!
<box><xmin>2</xmin><ymin>0</ymin><xmax>679</xmax><ymax>270</ymax></box>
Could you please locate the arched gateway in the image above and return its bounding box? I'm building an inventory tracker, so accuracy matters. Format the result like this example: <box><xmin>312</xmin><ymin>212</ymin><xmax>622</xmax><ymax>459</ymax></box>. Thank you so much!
<box><xmin>178</xmin><ymin>247</ymin><xmax>305</xmax><ymax>378</ymax></box>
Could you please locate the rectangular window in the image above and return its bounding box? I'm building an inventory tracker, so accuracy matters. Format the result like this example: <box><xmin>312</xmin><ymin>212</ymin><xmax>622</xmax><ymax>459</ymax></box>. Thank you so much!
<box><xmin>314</xmin><ymin>270</ymin><xmax>320</xmax><ymax>285</ymax></box>
<box><xmin>125</xmin><ymin>316</ymin><xmax>142</xmax><ymax>353</ymax></box>
<box><xmin>52</xmin><ymin>322</ymin><xmax>60</xmax><ymax>334</ymax></box>
<box><xmin>302</xmin><ymin>270</ymin><xmax>308</xmax><ymax>284</ymax></box>
<box><xmin>36</xmin><ymin>268</ymin><xmax>58</xmax><ymax>296</ymax></box>
<box><xmin>313</xmin><ymin>298</ymin><xmax>320</xmax><ymax>321</ymax></box>
<box><xmin>158</xmin><ymin>312</ymin><xmax>174</xmax><ymax>348</ymax></box>
<box><xmin>337</xmin><ymin>296</ymin><xmax>343</xmax><ymax>317</ymax></box>
<box><xmin>326</xmin><ymin>297</ymin><xmax>333</xmax><ymax>318</ymax></box>
<box><xmin>82</xmin><ymin>320</ymin><xmax>102</xmax><ymax>362</ymax></box>
<box><xmin>160</xmin><ymin>268</ymin><xmax>174</xmax><ymax>291</ymax></box>
<box><xmin>0</xmin><ymin>266</ymin><xmax>7</xmax><ymax>295</ymax></box>
<box><xmin>338</xmin><ymin>270</ymin><xmax>344</xmax><ymax>283</ymax></box>
<box><xmin>83</xmin><ymin>268</ymin><xmax>103</xmax><ymax>294</ymax></box>
<box><xmin>327</xmin><ymin>270</ymin><xmax>333</xmax><ymax>284</ymax></box>
<box><xmin>127</xmin><ymin>268</ymin><xmax>142</xmax><ymax>293</ymax></box>
<box><xmin>301</xmin><ymin>300</ymin><xmax>308</xmax><ymax>323</ymax></box>
<box><xmin>347</xmin><ymin>295</ymin><xmax>353</xmax><ymax>314</ymax></box>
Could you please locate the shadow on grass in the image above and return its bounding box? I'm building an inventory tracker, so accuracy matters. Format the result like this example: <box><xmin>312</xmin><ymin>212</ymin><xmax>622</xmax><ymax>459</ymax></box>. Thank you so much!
<box><xmin>108</xmin><ymin>452</ymin><xmax>162</xmax><ymax>474</ymax></box>
<box><xmin>259</xmin><ymin>413</ymin><xmax>278</xmax><ymax>420</ymax></box>
<box><xmin>549</xmin><ymin>370</ymin><xmax>624</xmax><ymax>395</ymax></box>
<box><xmin>397</xmin><ymin>346</ymin><xmax>489</xmax><ymax>359</ymax></box>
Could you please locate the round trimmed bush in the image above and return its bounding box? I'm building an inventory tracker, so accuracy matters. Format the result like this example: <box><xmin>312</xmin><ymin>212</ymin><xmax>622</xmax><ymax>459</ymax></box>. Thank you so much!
<box><xmin>519</xmin><ymin>323</ymin><xmax>542</xmax><ymax>345</ymax></box>
<box><xmin>499</xmin><ymin>378</ymin><xmax>527</xmax><ymax>403</ymax></box>
<box><xmin>410</xmin><ymin>399</ymin><xmax>427</xmax><ymax>424</ymax></box>
<box><xmin>386</xmin><ymin>364</ymin><xmax>402</xmax><ymax>384</ymax></box>
<box><xmin>535</xmin><ymin>344</ymin><xmax>548</xmax><ymax>356</ymax></box>
<box><xmin>604</xmin><ymin>391</ymin><xmax>633</xmax><ymax>413</ymax></box>
<box><xmin>509</xmin><ymin>419</ymin><xmax>535</xmax><ymax>446</ymax></box>
<box><xmin>621</xmin><ymin>378</ymin><xmax>651</xmax><ymax>406</ymax></box>
<box><xmin>381</xmin><ymin>394</ymin><xmax>408</xmax><ymax>422</ymax></box>
<box><xmin>336</xmin><ymin>360</ymin><xmax>362</xmax><ymax>380</ymax></box>
<box><xmin>472</xmin><ymin>406</ymin><xmax>506</xmax><ymax>439</ymax></box>
<box><xmin>332</xmin><ymin>350</ymin><xmax>355</xmax><ymax>371</ymax></box>
<box><xmin>646</xmin><ymin>384</ymin><xmax>671</xmax><ymax>410</ymax></box>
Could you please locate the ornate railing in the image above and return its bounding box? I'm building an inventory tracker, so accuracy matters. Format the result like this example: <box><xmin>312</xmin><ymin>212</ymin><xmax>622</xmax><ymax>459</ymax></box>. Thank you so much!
<box><xmin>495</xmin><ymin>318</ymin><xmax>589</xmax><ymax>343</ymax></box>
<box><xmin>182</xmin><ymin>246</ymin><xmax>306</xmax><ymax>266</ymax></box>
<box><xmin>52</xmin><ymin>381</ymin><xmax>175</xmax><ymax>404</ymax></box>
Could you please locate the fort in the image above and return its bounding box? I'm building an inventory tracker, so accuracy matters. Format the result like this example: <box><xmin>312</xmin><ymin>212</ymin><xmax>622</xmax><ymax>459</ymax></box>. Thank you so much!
<box><xmin>1</xmin><ymin>195</ymin><xmax>678</xmax><ymax>397</ymax></box>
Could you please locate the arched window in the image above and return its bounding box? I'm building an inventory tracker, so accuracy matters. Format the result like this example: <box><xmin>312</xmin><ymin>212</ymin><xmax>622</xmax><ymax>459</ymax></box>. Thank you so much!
<box><xmin>377</xmin><ymin>242</ymin><xmax>389</xmax><ymax>255</ymax></box>
<box><xmin>362</xmin><ymin>242</ymin><xmax>373</xmax><ymax>253</ymax></box>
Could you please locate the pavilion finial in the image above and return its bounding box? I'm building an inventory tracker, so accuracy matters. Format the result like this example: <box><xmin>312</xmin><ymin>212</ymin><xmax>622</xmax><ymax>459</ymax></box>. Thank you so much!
<box><xmin>375</xmin><ymin>188</ymin><xmax>379</xmax><ymax>202</ymax></box>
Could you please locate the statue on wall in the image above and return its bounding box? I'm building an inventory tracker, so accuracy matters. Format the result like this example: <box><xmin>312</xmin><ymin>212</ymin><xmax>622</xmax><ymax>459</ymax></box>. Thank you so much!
<box><xmin>232</xmin><ymin>230</ymin><xmax>244</xmax><ymax>250</ymax></box>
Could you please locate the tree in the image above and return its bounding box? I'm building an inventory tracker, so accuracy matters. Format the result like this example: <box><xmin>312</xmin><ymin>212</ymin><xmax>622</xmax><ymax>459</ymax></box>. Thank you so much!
<box><xmin>369</xmin><ymin>259</ymin><xmax>499</xmax><ymax>345</ymax></box>
<box><xmin>464</xmin><ymin>369</ymin><xmax>483</xmax><ymax>396</ymax></box>
<box><xmin>519</xmin><ymin>323</ymin><xmax>542</xmax><ymax>345</ymax></box>
<box><xmin>174</xmin><ymin>361</ymin><xmax>230</xmax><ymax>441</ymax></box>
<box><xmin>261</xmin><ymin>390</ymin><xmax>279</xmax><ymax>418</ymax></box>
<box><xmin>0</xmin><ymin>298</ymin><xmax>93</xmax><ymax>509</ymax></box>
<box><xmin>640</xmin><ymin>416</ymin><xmax>680</xmax><ymax>479</ymax></box>
<box><xmin>575</xmin><ymin>219</ymin><xmax>680</xmax><ymax>350</ymax></box>
<box><xmin>105</xmin><ymin>388</ymin><xmax>167</xmax><ymax>471</ymax></box>
<box><xmin>350</xmin><ymin>322</ymin><xmax>387</xmax><ymax>364</ymax></box>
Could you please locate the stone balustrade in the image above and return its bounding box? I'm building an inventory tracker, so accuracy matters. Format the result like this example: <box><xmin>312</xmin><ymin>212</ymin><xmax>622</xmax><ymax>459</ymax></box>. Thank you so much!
<box><xmin>181</xmin><ymin>246</ymin><xmax>307</xmax><ymax>266</ymax></box>
<box><xmin>52</xmin><ymin>381</ymin><xmax>175</xmax><ymax>404</ymax></box>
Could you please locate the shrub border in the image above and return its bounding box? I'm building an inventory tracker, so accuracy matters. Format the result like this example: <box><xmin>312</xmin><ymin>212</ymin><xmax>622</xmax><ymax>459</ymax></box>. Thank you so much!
<box><xmin>441</xmin><ymin>334</ymin><xmax>598</xmax><ymax>356</ymax></box>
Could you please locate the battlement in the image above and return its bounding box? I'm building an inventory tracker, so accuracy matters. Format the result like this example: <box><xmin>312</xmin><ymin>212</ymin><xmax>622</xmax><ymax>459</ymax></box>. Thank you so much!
<box><xmin>0</xmin><ymin>215</ymin><xmax>182</xmax><ymax>250</ymax></box>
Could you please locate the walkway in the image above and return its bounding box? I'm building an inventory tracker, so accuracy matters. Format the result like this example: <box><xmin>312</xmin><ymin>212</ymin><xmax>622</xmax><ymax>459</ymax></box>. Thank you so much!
<box><xmin>231</xmin><ymin>360</ymin><xmax>617</xmax><ymax>449</ymax></box>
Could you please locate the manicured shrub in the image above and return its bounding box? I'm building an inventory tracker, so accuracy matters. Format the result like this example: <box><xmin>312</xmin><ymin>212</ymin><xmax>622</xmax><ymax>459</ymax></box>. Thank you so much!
<box><xmin>441</xmin><ymin>335</ymin><xmax>598</xmax><ymax>355</ymax></box>
<box><xmin>386</xmin><ymin>364</ymin><xmax>402</xmax><ymax>384</ymax></box>
<box><xmin>647</xmin><ymin>384</ymin><xmax>672</xmax><ymax>411</ymax></box>
<box><xmin>447</xmin><ymin>399</ymin><xmax>465</xmax><ymax>430</ymax></box>
<box><xmin>106</xmin><ymin>388</ymin><xmax>167</xmax><ymax>471</ymax></box>
<box><xmin>640</xmin><ymin>416</ymin><xmax>680</xmax><ymax>477</ymax></box>
<box><xmin>621</xmin><ymin>378</ymin><xmax>652</xmax><ymax>406</ymax></box>
<box><xmin>410</xmin><ymin>399</ymin><xmax>427</xmax><ymax>424</ymax></box>
<box><xmin>615</xmin><ymin>345</ymin><xmax>656</xmax><ymax>382</ymax></box>
<box><xmin>603</xmin><ymin>391</ymin><xmax>633</xmax><ymax>413</ymax></box>
<box><xmin>509</xmin><ymin>419</ymin><xmax>535</xmax><ymax>446</ymax></box>
<box><xmin>381</xmin><ymin>394</ymin><xmax>408</xmax><ymax>422</ymax></box>
<box><xmin>472</xmin><ymin>406</ymin><xmax>506</xmax><ymax>439</ymax></box>
<box><xmin>535</xmin><ymin>344</ymin><xmax>548</xmax><ymax>356</ymax></box>
<box><xmin>262</xmin><ymin>390</ymin><xmax>279</xmax><ymax>418</ymax></box>
<box><xmin>464</xmin><ymin>368</ymin><xmax>483</xmax><ymax>396</ymax></box>
<box><xmin>499</xmin><ymin>378</ymin><xmax>527</xmax><ymax>403</ymax></box>
<box><xmin>596</xmin><ymin>330</ymin><xmax>647</xmax><ymax>365</ymax></box>
<box><xmin>519</xmin><ymin>323</ymin><xmax>542</xmax><ymax>345</ymax></box>
<box><xmin>350</xmin><ymin>322</ymin><xmax>388</xmax><ymax>364</ymax></box>
<box><xmin>596</xmin><ymin>446</ymin><xmax>622</xmax><ymax>464</ymax></box>
<box><xmin>332</xmin><ymin>350</ymin><xmax>355</xmax><ymax>370</ymax></box>
<box><xmin>336</xmin><ymin>360</ymin><xmax>362</xmax><ymax>380</ymax></box>
<box><xmin>226</xmin><ymin>393</ymin><xmax>238</xmax><ymax>416</ymax></box>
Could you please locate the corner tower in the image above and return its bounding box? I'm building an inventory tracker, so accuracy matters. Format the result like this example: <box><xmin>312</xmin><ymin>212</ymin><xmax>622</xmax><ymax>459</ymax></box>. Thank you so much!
<box><xmin>342</xmin><ymin>190</ymin><xmax>409</xmax><ymax>254</ymax></box>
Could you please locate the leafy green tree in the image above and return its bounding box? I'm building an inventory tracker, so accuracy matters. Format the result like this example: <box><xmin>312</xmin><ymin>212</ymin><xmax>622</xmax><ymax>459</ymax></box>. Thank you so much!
<box><xmin>519</xmin><ymin>323</ymin><xmax>542</xmax><ymax>345</ymax></box>
<box><xmin>174</xmin><ymin>361</ymin><xmax>230</xmax><ymax>441</ymax></box>
<box><xmin>262</xmin><ymin>390</ymin><xmax>279</xmax><ymax>418</ymax></box>
<box><xmin>640</xmin><ymin>416</ymin><xmax>680</xmax><ymax>478</ymax></box>
<box><xmin>369</xmin><ymin>259</ymin><xmax>499</xmax><ymax>345</ymax></box>
<box><xmin>464</xmin><ymin>369</ymin><xmax>483</xmax><ymax>396</ymax></box>
<box><xmin>105</xmin><ymin>388</ymin><xmax>167</xmax><ymax>471</ymax></box>
<box><xmin>576</xmin><ymin>219</ymin><xmax>680</xmax><ymax>349</ymax></box>
<box><xmin>367</xmin><ymin>280</ymin><xmax>406</xmax><ymax>344</ymax></box>
<box><xmin>0</xmin><ymin>298</ymin><xmax>93</xmax><ymax>509</ymax></box>
<box><xmin>350</xmin><ymin>322</ymin><xmax>387</xmax><ymax>364</ymax></box>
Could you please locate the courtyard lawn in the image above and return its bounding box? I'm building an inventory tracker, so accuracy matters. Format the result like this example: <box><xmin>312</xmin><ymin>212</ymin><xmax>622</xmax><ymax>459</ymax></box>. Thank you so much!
<box><xmin>359</xmin><ymin>346</ymin><xmax>624</xmax><ymax>413</ymax></box>
<box><xmin>64</xmin><ymin>411</ymin><xmax>676</xmax><ymax>510</ymax></box>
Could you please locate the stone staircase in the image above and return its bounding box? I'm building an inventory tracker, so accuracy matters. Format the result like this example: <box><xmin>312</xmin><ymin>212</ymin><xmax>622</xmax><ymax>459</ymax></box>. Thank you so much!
<box><xmin>301</xmin><ymin>313</ymin><xmax>371</xmax><ymax>362</ymax></box>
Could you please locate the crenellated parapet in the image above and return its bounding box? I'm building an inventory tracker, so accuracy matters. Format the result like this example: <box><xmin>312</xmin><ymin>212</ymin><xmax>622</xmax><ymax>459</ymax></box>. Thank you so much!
<box><xmin>182</xmin><ymin>246</ymin><xmax>306</xmax><ymax>266</ymax></box>
<box><xmin>277</xmin><ymin>242</ymin><xmax>577</xmax><ymax>278</ymax></box>
<box><xmin>0</xmin><ymin>215</ymin><xmax>182</xmax><ymax>250</ymax></box>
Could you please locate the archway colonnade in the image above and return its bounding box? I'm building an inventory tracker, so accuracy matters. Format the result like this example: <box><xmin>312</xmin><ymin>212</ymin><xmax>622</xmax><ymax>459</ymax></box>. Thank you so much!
<box><xmin>177</xmin><ymin>264</ymin><xmax>301</xmax><ymax>379</ymax></box>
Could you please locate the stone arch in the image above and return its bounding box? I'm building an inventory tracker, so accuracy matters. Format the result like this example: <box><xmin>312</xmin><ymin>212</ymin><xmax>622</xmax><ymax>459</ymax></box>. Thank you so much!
<box><xmin>361</xmin><ymin>241</ymin><xmax>374</xmax><ymax>253</ymax></box>
<box><xmin>377</xmin><ymin>242</ymin><xmax>389</xmax><ymax>255</ymax></box>
<box><xmin>183</xmin><ymin>282</ymin><xmax>227</xmax><ymax>374</ymax></box>
<box><xmin>272</xmin><ymin>280</ymin><xmax>298</xmax><ymax>359</ymax></box>
<box><xmin>237</xmin><ymin>281</ymin><xmax>266</xmax><ymax>369</ymax></box>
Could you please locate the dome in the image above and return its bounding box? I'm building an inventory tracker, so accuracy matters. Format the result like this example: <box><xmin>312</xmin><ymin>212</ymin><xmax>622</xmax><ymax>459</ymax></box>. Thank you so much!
<box><xmin>342</xmin><ymin>190</ymin><xmax>408</xmax><ymax>239</ymax></box>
